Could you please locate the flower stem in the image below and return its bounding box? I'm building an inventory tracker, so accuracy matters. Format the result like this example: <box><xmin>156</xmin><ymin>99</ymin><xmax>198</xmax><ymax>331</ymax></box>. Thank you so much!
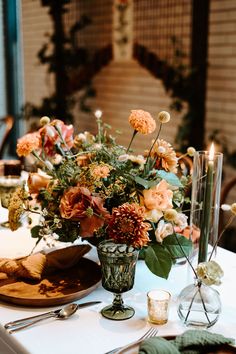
<box><xmin>96</xmin><ymin>117</ymin><xmax>103</xmax><ymax>144</ymax></box>
<box><xmin>173</xmin><ymin>230</ymin><xmax>198</xmax><ymax>278</ymax></box>
<box><xmin>126</xmin><ymin>130</ymin><xmax>137</xmax><ymax>153</ymax></box>
<box><xmin>197</xmin><ymin>283</ymin><xmax>211</xmax><ymax>325</ymax></box>
<box><xmin>184</xmin><ymin>281</ymin><xmax>211</xmax><ymax>326</ymax></box>
<box><xmin>208</xmin><ymin>214</ymin><xmax>235</xmax><ymax>261</ymax></box>
<box><xmin>184</xmin><ymin>287</ymin><xmax>198</xmax><ymax>323</ymax></box>
<box><xmin>146</xmin><ymin>123</ymin><xmax>162</xmax><ymax>162</ymax></box>
<box><xmin>54</xmin><ymin>125</ymin><xmax>72</xmax><ymax>155</ymax></box>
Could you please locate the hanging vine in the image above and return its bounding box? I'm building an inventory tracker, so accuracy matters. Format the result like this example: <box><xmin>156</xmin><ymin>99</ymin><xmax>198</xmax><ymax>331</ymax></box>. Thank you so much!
<box><xmin>134</xmin><ymin>36</ymin><xmax>196</xmax><ymax>152</ymax></box>
<box><xmin>24</xmin><ymin>0</ymin><xmax>112</xmax><ymax>124</ymax></box>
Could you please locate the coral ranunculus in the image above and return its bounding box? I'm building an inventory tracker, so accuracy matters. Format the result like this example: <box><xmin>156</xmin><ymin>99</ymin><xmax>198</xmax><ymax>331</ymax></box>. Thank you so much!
<box><xmin>59</xmin><ymin>186</ymin><xmax>109</xmax><ymax>237</ymax></box>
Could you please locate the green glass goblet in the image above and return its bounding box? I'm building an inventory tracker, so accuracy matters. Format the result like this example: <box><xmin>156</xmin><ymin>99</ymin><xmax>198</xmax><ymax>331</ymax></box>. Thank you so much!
<box><xmin>97</xmin><ymin>240</ymin><xmax>139</xmax><ymax>320</ymax></box>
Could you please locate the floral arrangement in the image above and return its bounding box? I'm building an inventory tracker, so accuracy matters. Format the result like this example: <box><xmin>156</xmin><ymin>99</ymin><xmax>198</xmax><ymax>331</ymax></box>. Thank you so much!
<box><xmin>8</xmin><ymin>109</ymin><xmax>193</xmax><ymax>279</ymax></box>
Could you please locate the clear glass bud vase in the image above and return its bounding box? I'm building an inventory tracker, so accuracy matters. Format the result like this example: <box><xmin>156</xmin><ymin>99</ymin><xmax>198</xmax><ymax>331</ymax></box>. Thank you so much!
<box><xmin>177</xmin><ymin>280</ymin><xmax>221</xmax><ymax>328</ymax></box>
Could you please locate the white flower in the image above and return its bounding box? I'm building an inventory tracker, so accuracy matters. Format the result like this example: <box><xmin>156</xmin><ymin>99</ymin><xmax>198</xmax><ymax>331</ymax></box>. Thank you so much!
<box><xmin>155</xmin><ymin>220</ymin><xmax>173</xmax><ymax>243</ymax></box>
<box><xmin>77</xmin><ymin>133</ymin><xmax>87</xmax><ymax>143</ymax></box>
<box><xmin>174</xmin><ymin>212</ymin><xmax>188</xmax><ymax>230</ymax></box>
<box><xmin>129</xmin><ymin>154</ymin><xmax>146</xmax><ymax>165</ymax></box>
<box><xmin>196</xmin><ymin>260</ymin><xmax>224</xmax><ymax>286</ymax></box>
<box><xmin>145</xmin><ymin>209</ymin><xmax>163</xmax><ymax>223</ymax></box>
<box><xmin>52</xmin><ymin>154</ymin><xmax>63</xmax><ymax>165</ymax></box>
<box><xmin>42</xmin><ymin>208</ymin><xmax>48</xmax><ymax>217</ymax></box>
<box><xmin>93</xmin><ymin>143</ymin><xmax>102</xmax><ymax>150</ymax></box>
<box><xmin>118</xmin><ymin>154</ymin><xmax>129</xmax><ymax>162</ymax></box>
<box><xmin>94</xmin><ymin>109</ymin><xmax>102</xmax><ymax>119</ymax></box>
<box><xmin>45</xmin><ymin>160</ymin><xmax>54</xmax><ymax>171</ymax></box>
<box><xmin>221</xmin><ymin>204</ymin><xmax>231</xmax><ymax>211</ymax></box>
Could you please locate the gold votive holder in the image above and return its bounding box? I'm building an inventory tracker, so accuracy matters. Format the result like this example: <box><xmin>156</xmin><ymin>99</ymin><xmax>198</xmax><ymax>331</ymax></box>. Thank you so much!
<box><xmin>147</xmin><ymin>289</ymin><xmax>171</xmax><ymax>325</ymax></box>
<box><xmin>0</xmin><ymin>176</ymin><xmax>22</xmax><ymax>208</ymax></box>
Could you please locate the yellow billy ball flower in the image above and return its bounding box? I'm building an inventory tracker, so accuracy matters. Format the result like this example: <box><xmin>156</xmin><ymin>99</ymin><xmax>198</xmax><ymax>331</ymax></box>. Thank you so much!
<box><xmin>164</xmin><ymin>209</ymin><xmax>178</xmax><ymax>222</ymax></box>
<box><xmin>187</xmin><ymin>146</ymin><xmax>196</xmax><ymax>157</ymax></box>
<box><xmin>157</xmin><ymin>111</ymin><xmax>170</xmax><ymax>124</ymax></box>
<box><xmin>40</xmin><ymin>116</ymin><xmax>50</xmax><ymax>126</ymax></box>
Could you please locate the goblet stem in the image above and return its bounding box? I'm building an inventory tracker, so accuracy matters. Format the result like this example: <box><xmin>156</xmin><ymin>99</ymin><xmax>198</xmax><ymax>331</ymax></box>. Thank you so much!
<box><xmin>112</xmin><ymin>294</ymin><xmax>124</xmax><ymax>308</ymax></box>
<box><xmin>101</xmin><ymin>293</ymin><xmax>135</xmax><ymax>321</ymax></box>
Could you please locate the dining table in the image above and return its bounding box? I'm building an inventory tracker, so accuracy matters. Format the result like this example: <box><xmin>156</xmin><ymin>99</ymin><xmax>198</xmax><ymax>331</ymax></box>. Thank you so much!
<box><xmin>0</xmin><ymin>206</ymin><xmax>236</xmax><ymax>354</ymax></box>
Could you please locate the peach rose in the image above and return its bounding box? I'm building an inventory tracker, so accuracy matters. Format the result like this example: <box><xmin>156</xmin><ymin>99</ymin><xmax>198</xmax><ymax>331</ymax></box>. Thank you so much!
<box><xmin>40</xmin><ymin>119</ymin><xmax>74</xmax><ymax>155</ymax></box>
<box><xmin>59</xmin><ymin>186</ymin><xmax>109</xmax><ymax>237</ymax></box>
<box><xmin>28</xmin><ymin>173</ymin><xmax>52</xmax><ymax>194</ymax></box>
<box><xmin>174</xmin><ymin>225</ymin><xmax>200</xmax><ymax>243</ymax></box>
<box><xmin>142</xmin><ymin>180</ymin><xmax>173</xmax><ymax>211</ymax></box>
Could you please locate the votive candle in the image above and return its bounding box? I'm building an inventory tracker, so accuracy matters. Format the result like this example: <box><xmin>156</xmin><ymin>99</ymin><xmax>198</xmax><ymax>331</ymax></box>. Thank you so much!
<box><xmin>147</xmin><ymin>289</ymin><xmax>171</xmax><ymax>325</ymax></box>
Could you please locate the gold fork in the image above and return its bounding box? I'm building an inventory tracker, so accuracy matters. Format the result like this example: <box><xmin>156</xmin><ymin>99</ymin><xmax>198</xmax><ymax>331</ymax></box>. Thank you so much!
<box><xmin>105</xmin><ymin>327</ymin><xmax>159</xmax><ymax>354</ymax></box>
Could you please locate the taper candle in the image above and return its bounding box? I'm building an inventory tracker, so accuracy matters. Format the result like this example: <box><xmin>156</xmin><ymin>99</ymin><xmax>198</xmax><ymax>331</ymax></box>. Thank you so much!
<box><xmin>198</xmin><ymin>143</ymin><xmax>214</xmax><ymax>263</ymax></box>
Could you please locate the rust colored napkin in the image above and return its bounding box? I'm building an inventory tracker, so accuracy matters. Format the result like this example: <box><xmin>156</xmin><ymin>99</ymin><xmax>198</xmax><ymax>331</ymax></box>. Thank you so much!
<box><xmin>0</xmin><ymin>244</ymin><xmax>92</xmax><ymax>281</ymax></box>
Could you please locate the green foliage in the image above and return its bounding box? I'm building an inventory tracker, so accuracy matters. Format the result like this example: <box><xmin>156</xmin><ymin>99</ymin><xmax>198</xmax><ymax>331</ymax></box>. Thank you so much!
<box><xmin>31</xmin><ymin>225</ymin><xmax>42</xmax><ymax>239</ymax></box>
<box><xmin>163</xmin><ymin>233</ymin><xmax>192</xmax><ymax>259</ymax></box>
<box><xmin>156</xmin><ymin>170</ymin><xmax>183</xmax><ymax>188</ymax></box>
<box><xmin>143</xmin><ymin>245</ymin><xmax>172</xmax><ymax>279</ymax></box>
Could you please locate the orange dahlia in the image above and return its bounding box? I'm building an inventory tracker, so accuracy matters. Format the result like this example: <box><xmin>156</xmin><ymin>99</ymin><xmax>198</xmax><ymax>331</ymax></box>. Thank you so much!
<box><xmin>148</xmin><ymin>139</ymin><xmax>178</xmax><ymax>173</ymax></box>
<box><xmin>128</xmin><ymin>110</ymin><xmax>156</xmax><ymax>135</ymax></box>
<box><xmin>107</xmin><ymin>203</ymin><xmax>150</xmax><ymax>248</ymax></box>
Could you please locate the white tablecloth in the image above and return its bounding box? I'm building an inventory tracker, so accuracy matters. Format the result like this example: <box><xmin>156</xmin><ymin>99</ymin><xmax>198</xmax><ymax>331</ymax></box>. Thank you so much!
<box><xmin>0</xmin><ymin>208</ymin><xmax>236</xmax><ymax>354</ymax></box>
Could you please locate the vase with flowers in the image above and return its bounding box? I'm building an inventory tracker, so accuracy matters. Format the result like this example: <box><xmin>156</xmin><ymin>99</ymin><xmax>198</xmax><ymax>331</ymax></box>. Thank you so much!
<box><xmin>8</xmin><ymin>109</ymin><xmax>193</xmax><ymax>307</ymax></box>
<box><xmin>177</xmin><ymin>187</ymin><xmax>236</xmax><ymax>328</ymax></box>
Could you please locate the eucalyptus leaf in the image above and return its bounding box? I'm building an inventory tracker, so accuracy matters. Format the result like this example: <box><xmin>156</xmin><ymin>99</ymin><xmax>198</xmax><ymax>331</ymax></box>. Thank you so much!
<box><xmin>143</xmin><ymin>245</ymin><xmax>172</xmax><ymax>279</ymax></box>
<box><xmin>134</xmin><ymin>176</ymin><xmax>159</xmax><ymax>189</ymax></box>
<box><xmin>156</xmin><ymin>170</ymin><xmax>183</xmax><ymax>187</ymax></box>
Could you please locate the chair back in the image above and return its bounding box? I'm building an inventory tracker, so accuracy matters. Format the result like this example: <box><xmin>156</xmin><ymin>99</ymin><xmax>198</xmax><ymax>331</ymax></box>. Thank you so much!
<box><xmin>0</xmin><ymin>116</ymin><xmax>14</xmax><ymax>158</ymax></box>
<box><xmin>176</xmin><ymin>152</ymin><xmax>193</xmax><ymax>177</ymax></box>
<box><xmin>219</xmin><ymin>176</ymin><xmax>236</xmax><ymax>250</ymax></box>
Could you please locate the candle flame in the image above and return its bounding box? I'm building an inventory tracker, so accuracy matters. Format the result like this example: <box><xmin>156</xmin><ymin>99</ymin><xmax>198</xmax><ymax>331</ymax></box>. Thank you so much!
<box><xmin>209</xmin><ymin>142</ymin><xmax>215</xmax><ymax>161</ymax></box>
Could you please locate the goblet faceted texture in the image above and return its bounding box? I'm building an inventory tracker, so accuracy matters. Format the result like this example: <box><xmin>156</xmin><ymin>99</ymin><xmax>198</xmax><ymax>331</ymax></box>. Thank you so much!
<box><xmin>97</xmin><ymin>240</ymin><xmax>139</xmax><ymax>320</ymax></box>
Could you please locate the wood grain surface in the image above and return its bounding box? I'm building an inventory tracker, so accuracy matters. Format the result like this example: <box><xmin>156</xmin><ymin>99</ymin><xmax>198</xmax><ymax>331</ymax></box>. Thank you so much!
<box><xmin>0</xmin><ymin>258</ymin><xmax>101</xmax><ymax>307</ymax></box>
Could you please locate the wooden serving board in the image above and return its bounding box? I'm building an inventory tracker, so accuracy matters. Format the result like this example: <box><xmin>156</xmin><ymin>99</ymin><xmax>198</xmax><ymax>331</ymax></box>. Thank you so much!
<box><xmin>0</xmin><ymin>258</ymin><xmax>101</xmax><ymax>307</ymax></box>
